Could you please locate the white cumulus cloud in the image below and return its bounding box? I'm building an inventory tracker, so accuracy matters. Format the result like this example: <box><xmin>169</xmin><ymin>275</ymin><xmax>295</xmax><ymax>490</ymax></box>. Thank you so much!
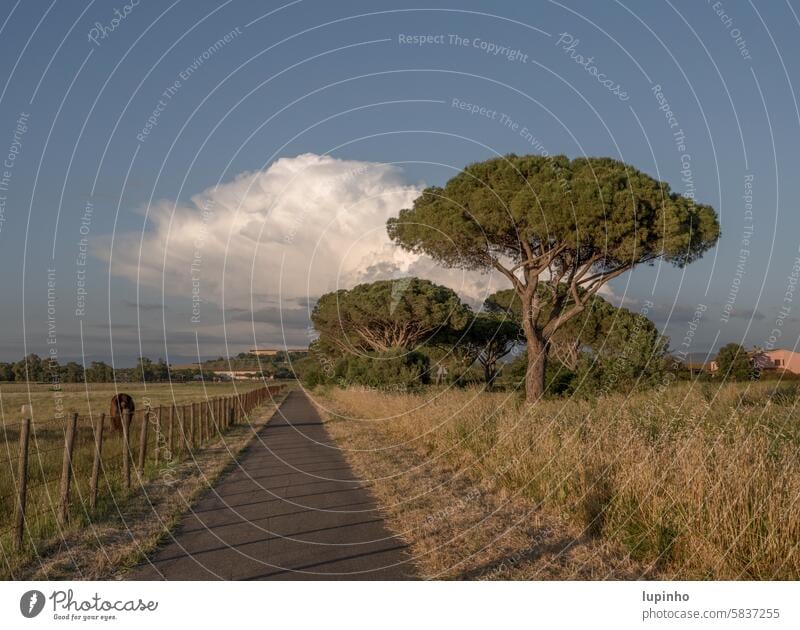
<box><xmin>103</xmin><ymin>153</ymin><xmax>504</xmax><ymax>333</ymax></box>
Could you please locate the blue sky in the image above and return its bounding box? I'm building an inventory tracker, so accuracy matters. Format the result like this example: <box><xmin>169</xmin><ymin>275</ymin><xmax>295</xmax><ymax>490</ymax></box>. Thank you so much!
<box><xmin>0</xmin><ymin>0</ymin><xmax>799</xmax><ymax>365</ymax></box>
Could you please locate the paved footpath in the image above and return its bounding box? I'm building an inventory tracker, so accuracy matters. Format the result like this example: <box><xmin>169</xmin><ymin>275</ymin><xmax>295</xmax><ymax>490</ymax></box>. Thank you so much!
<box><xmin>128</xmin><ymin>390</ymin><xmax>416</xmax><ymax>580</ymax></box>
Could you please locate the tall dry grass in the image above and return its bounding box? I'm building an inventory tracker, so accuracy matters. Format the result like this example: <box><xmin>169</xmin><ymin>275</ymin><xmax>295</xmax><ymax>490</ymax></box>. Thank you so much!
<box><xmin>319</xmin><ymin>381</ymin><xmax>800</xmax><ymax>579</ymax></box>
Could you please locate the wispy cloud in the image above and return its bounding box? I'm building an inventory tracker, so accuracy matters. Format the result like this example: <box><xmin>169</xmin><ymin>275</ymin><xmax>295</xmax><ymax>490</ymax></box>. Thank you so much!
<box><xmin>121</xmin><ymin>299</ymin><xmax>166</xmax><ymax>312</ymax></box>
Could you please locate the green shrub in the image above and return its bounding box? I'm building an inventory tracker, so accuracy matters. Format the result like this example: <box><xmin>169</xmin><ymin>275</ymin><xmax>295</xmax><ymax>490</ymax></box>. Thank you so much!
<box><xmin>335</xmin><ymin>349</ymin><xmax>430</xmax><ymax>390</ymax></box>
<box><xmin>293</xmin><ymin>355</ymin><xmax>332</xmax><ymax>388</ymax></box>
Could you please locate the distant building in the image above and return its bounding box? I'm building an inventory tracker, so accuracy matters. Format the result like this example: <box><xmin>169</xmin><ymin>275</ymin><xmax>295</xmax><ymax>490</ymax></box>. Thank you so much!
<box><xmin>754</xmin><ymin>349</ymin><xmax>800</xmax><ymax>374</ymax></box>
<box><xmin>213</xmin><ymin>370</ymin><xmax>271</xmax><ymax>381</ymax></box>
<box><xmin>248</xmin><ymin>347</ymin><xmax>308</xmax><ymax>356</ymax></box>
<box><xmin>708</xmin><ymin>348</ymin><xmax>800</xmax><ymax>375</ymax></box>
<box><xmin>686</xmin><ymin>362</ymin><xmax>709</xmax><ymax>376</ymax></box>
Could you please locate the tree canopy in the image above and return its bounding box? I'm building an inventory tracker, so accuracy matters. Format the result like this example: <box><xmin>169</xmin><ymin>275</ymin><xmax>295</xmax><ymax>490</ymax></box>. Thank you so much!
<box><xmin>715</xmin><ymin>343</ymin><xmax>754</xmax><ymax>381</ymax></box>
<box><xmin>460</xmin><ymin>312</ymin><xmax>521</xmax><ymax>390</ymax></box>
<box><xmin>311</xmin><ymin>277</ymin><xmax>471</xmax><ymax>355</ymax></box>
<box><xmin>388</xmin><ymin>154</ymin><xmax>719</xmax><ymax>401</ymax></box>
<box><xmin>485</xmin><ymin>288</ymin><xmax>668</xmax><ymax>391</ymax></box>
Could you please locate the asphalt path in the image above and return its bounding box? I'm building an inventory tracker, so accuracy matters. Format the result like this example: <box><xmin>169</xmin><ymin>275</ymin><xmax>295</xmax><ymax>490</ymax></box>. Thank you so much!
<box><xmin>128</xmin><ymin>390</ymin><xmax>417</xmax><ymax>580</ymax></box>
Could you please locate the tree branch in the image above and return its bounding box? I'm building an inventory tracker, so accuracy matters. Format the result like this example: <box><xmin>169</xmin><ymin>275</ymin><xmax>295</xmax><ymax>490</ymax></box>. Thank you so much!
<box><xmin>492</xmin><ymin>259</ymin><xmax>524</xmax><ymax>293</ymax></box>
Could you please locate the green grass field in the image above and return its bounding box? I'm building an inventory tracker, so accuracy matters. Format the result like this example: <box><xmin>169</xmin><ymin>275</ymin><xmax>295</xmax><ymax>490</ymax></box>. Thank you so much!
<box><xmin>0</xmin><ymin>381</ymin><xmax>276</xmax><ymax>426</ymax></box>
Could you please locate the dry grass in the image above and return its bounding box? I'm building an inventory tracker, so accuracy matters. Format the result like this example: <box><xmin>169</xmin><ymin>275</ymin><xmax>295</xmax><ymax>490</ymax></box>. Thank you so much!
<box><xmin>315</xmin><ymin>381</ymin><xmax>800</xmax><ymax>580</ymax></box>
<box><xmin>4</xmin><ymin>391</ymin><xmax>287</xmax><ymax>580</ymax></box>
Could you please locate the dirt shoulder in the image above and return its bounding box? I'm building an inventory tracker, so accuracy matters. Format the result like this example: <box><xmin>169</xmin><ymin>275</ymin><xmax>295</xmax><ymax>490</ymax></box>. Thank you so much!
<box><xmin>316</xmin><ymin>397</ymin><xmax>650</xmax><ymax>580</ymax></box>
<box><xmin>11</xmin><ymin>396</ymin><xmax>286</xmax><ymax>580</ymax></box>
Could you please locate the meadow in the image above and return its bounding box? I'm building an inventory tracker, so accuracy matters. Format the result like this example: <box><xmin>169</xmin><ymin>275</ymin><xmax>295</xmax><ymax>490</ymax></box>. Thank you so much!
<box><xmin>318</xmin><ymin>380</ymin><xmax>800</xmax><ymax>579</ymax></box>
<box><xmin>0</xmin><ymin>381</ymin><xmax>270</xmax><ymax>425</ymax></box>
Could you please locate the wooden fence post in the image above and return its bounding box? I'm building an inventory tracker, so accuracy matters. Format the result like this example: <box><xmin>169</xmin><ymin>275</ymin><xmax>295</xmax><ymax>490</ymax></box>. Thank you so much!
<box><xmin>58</xmin><ymin>412</ymin><xmax>79</xmax><ymax>525</ymax></box>
<box><xmin>200</xmin><ymin>398</ymin><xmax>211</xmax><ymax>443</ymax></box>
<box><xmin>167</xmin><ymin>405</ymin><xmax>174</xmax><ymax>455</ymax></box>
<box><xmin>188</xmin><ymin>403</ymin><xmax>195</xmax><ymax>449</ymax></box>
<box><xmin>89</xmin><ymin>413</ymin><xmax>105</xmax><ymax>512</ymax></box>
<box><xmin>138</xmin><ymin>407</ymin><xmax>149</xmax><ymax>472</ymax></box>
<box><xmin>195</xmin><ymin>401</ymin><xmax>201</xmax><ymax>446</ymax></box>
<box><xmin>179</xmin><ymin>404</ymin><xmax>187</xmax><ymax>455</ymax></box>
<box><xmin>196</xmin><ymin>402</ymin><xmax>202</xmax><ymax>445</ymax></box>
<box><xmin>200</xmin><ymin>400</ymin><xmax>205</xmax><ymax>444</ymax></box>
<box><xmin>14</xmin><ymin>417</ymin><xmax>31</xmax><ymax>550</ymax></box>
<box><xmin>154</xmin><ymin>407</ymin><xmax>161</xmax><ymax>466</ymax></box>
<box><xmin>200</xmin><ymin>401</ymin><xmax>206</xmax><ymax>444</ymax></box>
<box><xmin>122</xmin><ymin>409</ymin><xmax>132</xmax><ymax>490</ymax></box>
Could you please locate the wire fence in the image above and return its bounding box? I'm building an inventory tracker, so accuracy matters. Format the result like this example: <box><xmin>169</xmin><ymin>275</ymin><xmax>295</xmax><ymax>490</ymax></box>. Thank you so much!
<box><xmin>0</xmin><ymin>384</ymin><xmax>283</xmax><ymax>556</ymax></box>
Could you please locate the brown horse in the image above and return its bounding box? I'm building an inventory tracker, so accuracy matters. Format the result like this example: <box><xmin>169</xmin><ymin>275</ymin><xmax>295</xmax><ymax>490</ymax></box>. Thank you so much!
<box><xmin>109</xmin><ymin>393</ymin><xmax>135</xmax><ymax>432</ymax></box>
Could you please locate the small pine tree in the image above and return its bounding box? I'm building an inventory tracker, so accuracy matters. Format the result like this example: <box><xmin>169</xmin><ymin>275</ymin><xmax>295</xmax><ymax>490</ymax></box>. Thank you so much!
<box><xmin>715</xmin><ymin>343</ymin><xmax>754</xmax><ymax>381</ymax></box>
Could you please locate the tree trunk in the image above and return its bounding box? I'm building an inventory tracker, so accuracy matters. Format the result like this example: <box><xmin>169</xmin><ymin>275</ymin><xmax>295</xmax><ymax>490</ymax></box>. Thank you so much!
<box><xmin>483</xmin><ymin>360</ymin><xmax>496</xmax><ymax>392</ymax></box>
<box><xmin>518</xmin><ymin>293</ymin><xmax>548</xmax><ymax>405</ymax></box>
<box><xmin>525</xmin><ymin>332</ymin><xmax>547</xmax><ymax>402</ymax></box>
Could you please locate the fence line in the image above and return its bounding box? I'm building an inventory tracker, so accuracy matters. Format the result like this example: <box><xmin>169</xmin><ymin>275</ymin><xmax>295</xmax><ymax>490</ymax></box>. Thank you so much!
<box><xmin>5</xmin><ymin>385</ymin><xmax>283</xmax><ymax>552</ymax></box>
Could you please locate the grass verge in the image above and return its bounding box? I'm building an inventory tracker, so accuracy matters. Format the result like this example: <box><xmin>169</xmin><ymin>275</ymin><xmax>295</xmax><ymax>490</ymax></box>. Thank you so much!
<box><xmin>314</xmin><ymin>381</ymin><xmax>800</xmax><ymax>580</ymax></box>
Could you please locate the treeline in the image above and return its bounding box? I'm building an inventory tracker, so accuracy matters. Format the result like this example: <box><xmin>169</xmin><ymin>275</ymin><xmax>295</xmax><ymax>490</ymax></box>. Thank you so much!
<box><xmin>0</xmin><ymin>352</ymin><xmax>302</xmax><ymax>384</ymax></box>
<box><xmin>294</xmin><ymin>277</ymin><xmax>672</xmax><ymax>396</ymax></box>
<box><xmin>0</xmin><ymin>355</ymin><xmax>196</xmax><ymax>383</ymax></box>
